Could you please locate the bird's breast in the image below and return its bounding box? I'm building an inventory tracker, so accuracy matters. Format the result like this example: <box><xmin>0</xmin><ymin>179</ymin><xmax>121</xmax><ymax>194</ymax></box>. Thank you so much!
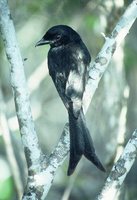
<box><xmin>48</xmin><ymin>46</ymin><xmax>70</xmax><ymax>72</ymax></box>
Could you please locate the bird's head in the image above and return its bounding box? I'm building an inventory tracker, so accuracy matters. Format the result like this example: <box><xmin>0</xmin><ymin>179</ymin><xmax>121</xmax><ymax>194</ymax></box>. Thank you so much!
<box><xmin>35</xmin><ymin>25</ymin><xmax>81</xmax><ymax>48</ymax></box>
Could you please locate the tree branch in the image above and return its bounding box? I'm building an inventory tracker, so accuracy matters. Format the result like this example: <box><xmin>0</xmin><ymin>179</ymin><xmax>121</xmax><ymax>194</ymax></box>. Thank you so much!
<box><xmin>83</xmin><ymin>0</ymin><xmax>137</xmax><ymax>112</ymax></box>
<box><xmin>0</xmin><ymin>0</ymin><xmax>46</xmax><ymax>199</ymax></box>
<box><xmin>97</xmin><ymin>129</ymin><xmax>137</xmax><ymax>200</ymax></box>
<box><xmin>0</xmin><ymin>0</ymin><xmax>43</xmax><ymax>169</ymax></box>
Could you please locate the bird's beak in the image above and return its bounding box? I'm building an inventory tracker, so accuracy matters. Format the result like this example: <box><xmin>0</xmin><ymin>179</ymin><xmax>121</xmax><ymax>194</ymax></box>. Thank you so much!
<box><xmin>35</xmin><ymin>38</ymin><xmax>50</xmax><ymax>47</ymax></box>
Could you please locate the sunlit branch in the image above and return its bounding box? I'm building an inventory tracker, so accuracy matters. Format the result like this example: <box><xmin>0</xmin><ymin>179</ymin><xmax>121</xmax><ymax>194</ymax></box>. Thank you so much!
<box><xmin>0</xmin><ymin>0</ymin><xmax>45</xmax><ymax>199</ymax></box>
<box><xmin>0</xmin><ymin>0</ymin><xmax>43</xmax><ymax>170</ymax></box>
<box><xmin>97</xmin><ymin>129</ymin><xmax>137</xmax><ymax>200</ymax></box>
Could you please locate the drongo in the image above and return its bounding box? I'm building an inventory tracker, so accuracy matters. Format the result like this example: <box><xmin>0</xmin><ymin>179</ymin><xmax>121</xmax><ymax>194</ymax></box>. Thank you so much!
<box><xmin>36</xmin><ymin>25</ymin><xmax>105</xmax><ymax>175</ymax></box>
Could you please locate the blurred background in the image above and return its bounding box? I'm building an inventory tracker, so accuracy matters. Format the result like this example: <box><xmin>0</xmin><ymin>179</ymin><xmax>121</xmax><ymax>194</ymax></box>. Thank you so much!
<box><xmin>0</xmin><ymin>0</ymin><xmax>137</xmax><ymax>199</ymax></box>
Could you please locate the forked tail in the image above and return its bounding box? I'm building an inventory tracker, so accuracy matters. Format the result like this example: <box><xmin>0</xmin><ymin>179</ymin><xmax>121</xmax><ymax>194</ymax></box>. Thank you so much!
<box><xmin>67</xmin><ymin>109</ymin><xmax>105</xmax><ymax>176</ymax></box>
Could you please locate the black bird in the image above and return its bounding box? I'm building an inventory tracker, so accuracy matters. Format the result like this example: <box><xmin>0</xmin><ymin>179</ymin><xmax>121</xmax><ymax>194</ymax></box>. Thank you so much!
<box><xmin>36</xmin><ymin>25</ymin><xmax>105</xmax><ymax>175</ymax></box>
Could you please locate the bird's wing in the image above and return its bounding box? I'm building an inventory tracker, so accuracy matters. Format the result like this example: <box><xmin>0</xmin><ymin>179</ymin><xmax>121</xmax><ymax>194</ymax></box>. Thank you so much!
<box><xmin>65</xmin><ymin>52</ymin><xmax>87</xmax><ymax>118</ymax></box>
<box><xmin>48</xmin><ymin>61</ymin><xmax>71</xmax><ymax>110</ymax></box>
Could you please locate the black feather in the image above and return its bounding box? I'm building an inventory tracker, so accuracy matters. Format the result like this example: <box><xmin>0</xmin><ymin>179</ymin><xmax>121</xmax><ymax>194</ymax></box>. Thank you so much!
<box><xmin>68</xmin><ymin>109</ymin><xmax>105</xmax><ymax>175</ymax></box>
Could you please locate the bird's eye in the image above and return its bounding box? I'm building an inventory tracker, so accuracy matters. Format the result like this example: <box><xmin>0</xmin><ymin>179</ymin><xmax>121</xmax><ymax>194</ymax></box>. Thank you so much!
<box><xmin>56</xmin><ymin>35</ymin><xmax>61</xmax><ymax>40</ymax></box>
